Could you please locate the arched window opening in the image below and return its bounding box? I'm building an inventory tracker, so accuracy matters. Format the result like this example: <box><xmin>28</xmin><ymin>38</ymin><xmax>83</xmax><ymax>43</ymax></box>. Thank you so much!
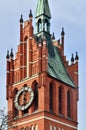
<box><xmin>50</xmin><ymin>124</ymin><xmax>53</xmax><ymax>130</ymax></box>
<box><xmin>67</xmin><ymin>90</ymin><xmax>71</xmax><ymax>118</ymax></box>
<box><xmin>34</xmin><ymin>82</ymin><xmax>38</xmax><ymax>111</ymax></box>
<box><xmin>44</xmin><ymin>19</ymin><xmax>48</xmax><ymax>32</ymax></box>
<box><xmin>58</xmin><ymin>87</ymin><xmax>62</xmax><ymax>114</ymax></box>
<box><xmin>38</xmin><ymin>19</ymin><xmax>42</xmax><ymax>32</ymax></box>
<box><xmin>30</xmin><ymin>125</ymin><xmax>34</xmax><ymax>130</ymax></box>
<box><xmin>54</xmin><ymin>126</ymin><xmax>56</xmax><ymax>130</ymax></box>
<box><xmin>34</xmin><ymin>124</ymin><xmax>38</xmax><ymax>130</ymax></box>
<box><xmin>49</xmin><ymin>82</ymin><xmax>53</xmax><ymax>112</ymax></box>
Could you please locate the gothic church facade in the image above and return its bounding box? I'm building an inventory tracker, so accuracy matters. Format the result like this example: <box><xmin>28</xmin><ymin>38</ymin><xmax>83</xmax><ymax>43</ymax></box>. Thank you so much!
<box><xmin>6</xmin><ymin>0</ymin><xmax>79</xmax><ymax>130</ymax></box>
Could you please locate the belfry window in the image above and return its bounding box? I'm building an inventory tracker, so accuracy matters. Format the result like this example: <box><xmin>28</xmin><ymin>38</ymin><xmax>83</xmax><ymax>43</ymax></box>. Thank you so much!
<box><xmin>44</xmin><ymin>19</ymin><xmax>48</xmax><ymax>32</ymax></box>
<box><xmin>38</xmin><ymin>19</ymin><xmax>42</xmax><ymax>32</ymax></box>
<box><xmin>49</xmin><ymin>82</ymin><xmax>53</xmax><ymax>112</ymax></box>
<box><xmin>58</xmin><ymin>87</ymin><xmax>62</xmax><ymax>114</ymax></box>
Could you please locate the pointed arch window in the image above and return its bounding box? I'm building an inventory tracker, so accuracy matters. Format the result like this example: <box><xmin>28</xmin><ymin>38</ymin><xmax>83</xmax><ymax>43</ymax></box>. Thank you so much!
<box><xmin>44</xmin><ymin>19</ymin><xmax>48</xmax><ymax>32</ymax></box>
<box><xmin>34</xmin><ymin>124</ymin><xmax>38</xmax><ymax>130</ymax></box>
<box><xmin>67</xmin><ymin>90</ymin><xmax>71</xmax><ymax>118</ymax></box>
<box><xmin>30</xmin><ymin>125</ymin><xmax>34</xmax><ymax>130</ymax></box>
<box><xmin>50</xmin><ymin>124</ymin><xmax>53</xmax><ymax>130</ymax></box>
<box><xmin>49</xmin><ymin>82</ymin><xmax>53</xmax><ymax>112</ymax></box>
<box><xmin>34</xmin><ymin>82</ymin><xmax>38</xmax><ymax>111</ymax></box>
<box><xmin>58</xmin><ymin>87</ymin><xmax>62</xmax><ymax>114</ymax></box>
<box><xmin>38</xmin><ymin>19</ymin><xmax>42</xmax><ymax>32</ymax></box>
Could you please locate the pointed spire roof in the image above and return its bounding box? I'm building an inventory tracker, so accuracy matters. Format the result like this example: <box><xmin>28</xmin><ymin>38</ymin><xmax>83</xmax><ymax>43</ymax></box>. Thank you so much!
<box><xmin>35</xmin><ymin>0</ymin><xmax>51</xmax><ymax>18</ymax></box>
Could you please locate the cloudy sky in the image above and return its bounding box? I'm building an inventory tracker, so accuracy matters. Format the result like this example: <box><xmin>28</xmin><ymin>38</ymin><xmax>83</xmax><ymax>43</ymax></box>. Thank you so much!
<box><xmin>0</xmin><ymin>0</ymin><xmax>86</xmax><ymax>130</ymax></box>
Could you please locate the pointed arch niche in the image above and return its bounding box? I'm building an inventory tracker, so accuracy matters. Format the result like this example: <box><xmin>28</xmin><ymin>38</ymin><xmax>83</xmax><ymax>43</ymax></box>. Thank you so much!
<box><xmin>67</xmin><ymin>89</ymin><xmax>73</xmax><ymax>118</ymax></box>
<box><xmin>32</xmin><ymin>80</ymin><xmax>38</xmax><ymax>112</ymax></box>
<box><xmin>44</xmin><ymin>19</ymin><xmax>49</xmax><ymax>32</ymax></box>
<box><xmin>49</xmin><ymin>81</ymin><xmax>56</xmax><ymax>113</ymax></box>
<box><xmin>37</xmin><ymin>18</ymin><xmax>42</xmax><ymax>33</ymax></box>
<box><xmin>58</xmin><ymin>86</ymin><xmax>64</xmax><ymax>115</ymax></box>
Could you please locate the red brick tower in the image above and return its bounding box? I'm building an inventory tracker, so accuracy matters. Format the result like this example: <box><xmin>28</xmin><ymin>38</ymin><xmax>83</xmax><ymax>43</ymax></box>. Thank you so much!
<box><xmin>6</xmin><ymin>0</ymin><xmax>79</xmax><ymax>130</ymax></box>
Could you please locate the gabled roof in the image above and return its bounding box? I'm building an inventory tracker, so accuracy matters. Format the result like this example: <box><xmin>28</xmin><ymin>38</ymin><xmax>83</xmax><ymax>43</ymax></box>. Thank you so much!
<box><xmin>35</xmin><ymin>33</ymin><xmax>75</xmax><ymax>87</ymax></box>
<box><xmin>47</xmin><ymin>40</ymin><xmax>75</xmax><ymax>87</ymax></box>
<box><xmin>35</xmin><ymin>0</ymin><xmax>51</xmax><ymax>18</ymax></box>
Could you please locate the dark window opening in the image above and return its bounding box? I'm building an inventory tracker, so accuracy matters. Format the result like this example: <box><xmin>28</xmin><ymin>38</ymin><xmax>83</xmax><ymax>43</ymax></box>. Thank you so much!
<box><xmin>34</xmin><ymin>82</ymin><xmax>38</xmax><ymax>111</ymax></box>
<box><xmin>58</xmin><ymin>87</ymin><xmax>62</xmax><ymax>114</ymax></box>
<box><xmin>67</xmin><ymin>91</ymin><xmax>71</xmax><ymax>118</ymax></box>
<box><xmin>38</xmin><ymin>19</ymin><xmax>42</xmax><ymax>32</ymax></box>
<box><xmin>44</xmin><ymin>19</ymin><xmax>48</xmax><ymax>32</ymax></box>
<box><xmin>49</xmin><ymin>82</ymin><xmax>53</xmax><ymax>112</ymax></box>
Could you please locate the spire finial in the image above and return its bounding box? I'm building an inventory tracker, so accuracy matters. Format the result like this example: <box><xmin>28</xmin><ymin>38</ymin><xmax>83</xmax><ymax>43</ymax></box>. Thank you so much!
<box><xmin>6</xmin><ymin>50</ymin><xmax>10</xmax><ymax>59</ymax></box>
<box><xmin>75</xmin><ymin>51</ymin><xmax>79</xmax><ymax>62</ymax></box>
<box><xmin>61</xmin><ymin>27</ymin><xmax>65</xmax><ymax>36</ymax></box>
<box><xmin>10</xmin><ymin>48</ymin><xmax>14</xmax><ymax>59</ymax></box>
<box><xmin>52</xmin><ymin>33</ymin><xmax>55</xmax><ymax>40</ymax></box>
<box><xmin>71</xmin><ymin>53</ymin><xmax>74</xmax><ymax>63</ymax></box>
<box><xmin>29</xmin><ymin>9</ymin><xmax>33</xmax><ymax>18</ymax></box>
<box><xmin>20</xmin><ymin>14</ymin><xmax>23</xmax><ymax>23</ymax></box>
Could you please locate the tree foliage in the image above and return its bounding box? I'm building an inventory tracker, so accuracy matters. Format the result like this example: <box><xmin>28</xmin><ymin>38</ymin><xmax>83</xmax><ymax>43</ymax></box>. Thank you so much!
<box><xmin>0</xmin><ymin>109</ymin><xmax>7</xmax><ymax>130</ymax></box>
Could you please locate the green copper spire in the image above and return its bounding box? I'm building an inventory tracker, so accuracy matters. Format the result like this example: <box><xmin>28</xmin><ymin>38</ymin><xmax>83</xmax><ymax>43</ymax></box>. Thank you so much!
<box><xmin>35</xmin><ymin>0</ymin><xmax>51</xmax><ymax>35</ymax></box>
<box><xmin>35</xmin><ymin>0</ymin><xmax>51</xmax><ymax>18</ymax></box>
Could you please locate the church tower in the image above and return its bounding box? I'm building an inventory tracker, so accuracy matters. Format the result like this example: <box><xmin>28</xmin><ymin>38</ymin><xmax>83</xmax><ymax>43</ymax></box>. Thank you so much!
<box><xmin>6</xmin><ymin>0</ymin><xmax>79</xmax><ymax>130</ymax></box>
<box><xmin>35</xmin><ymin>0</ymin><xmax>51</xmax><ymax>35</ymax></box>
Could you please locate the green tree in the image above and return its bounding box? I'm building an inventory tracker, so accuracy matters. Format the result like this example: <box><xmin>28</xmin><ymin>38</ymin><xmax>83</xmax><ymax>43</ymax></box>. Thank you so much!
<box><xmin>0</xmin><ymin>109</ymin><xmax>7</xmax><ymax>130</ymax></box>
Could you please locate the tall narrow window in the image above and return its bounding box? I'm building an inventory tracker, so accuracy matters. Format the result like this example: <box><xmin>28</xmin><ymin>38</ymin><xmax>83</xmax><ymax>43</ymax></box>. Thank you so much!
<box><xmin>45</xmin><ymin>19</ymin><xmax>48</xmax><ymax>32</ymax></box>
<box><xmin>30</xmin><ymin>125</ymin><xmax>34</xmax><ymax>130</ymax></box>
<box><xmin>67</xmin><ymin>90</ymin><xmax>71</xmax><ymax>118</ymax></box>
<box><xmin>50</xmin><ymin>124</ymin><xmax>53</xmax><ymax>130</ymax></box>
<box><xmin>38</xmin><ymin>19</ymin><xmax>42</xmax><ymax>32</ymax></box>
<box><xmin>54</xmin><ymin>126</ymin><xmax>56</xmax><ymax>130</ymax></box>
<box><xmin>58</xmin><ymin>87</ymin><xmax>62</xmax><ymax>114</ymax></box>
<box><xmin>34</xmin><ymin>124</ymin><xmax>38</xmax><ymax>130</ymax></box>
<box><xmin>34</xmin><ymin>82</ymin><xmax>38</xmax><ymax>111</ymax></box>
<box><xmin>49</xmin><ymin>82</ymin><xmax>53</xmax><ymax>112</ymax></box>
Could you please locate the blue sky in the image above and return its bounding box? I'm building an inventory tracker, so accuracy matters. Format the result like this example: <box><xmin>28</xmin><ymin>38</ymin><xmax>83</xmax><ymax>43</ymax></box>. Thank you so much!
<box><xmin>0</xmin><ymin>0</ymin><xmax>86</xmax><ymax>130</ymax></box>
